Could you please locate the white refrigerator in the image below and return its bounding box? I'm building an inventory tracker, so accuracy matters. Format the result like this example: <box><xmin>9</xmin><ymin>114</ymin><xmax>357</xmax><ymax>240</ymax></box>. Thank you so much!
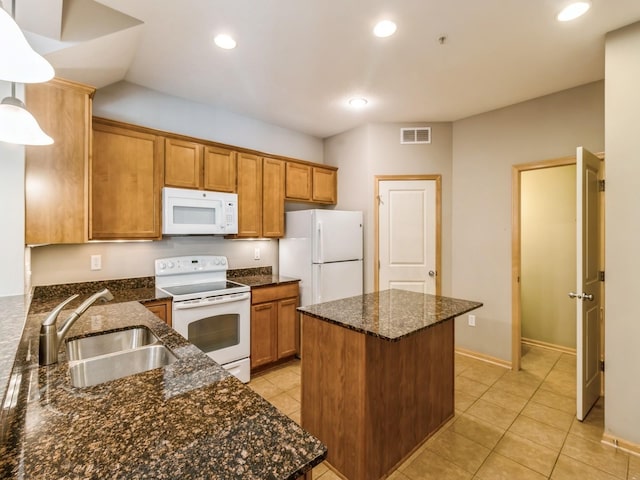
<box><xmin>279</xmin><ymin>209</ymin><xmax>363</xmax><ymax>307</ymax></box>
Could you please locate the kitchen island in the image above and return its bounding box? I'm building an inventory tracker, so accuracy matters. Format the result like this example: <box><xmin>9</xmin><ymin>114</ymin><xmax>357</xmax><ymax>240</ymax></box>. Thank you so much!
<box><xmin>0</xmin><ymin>299</ymin><xmax>326</xmax><ymax>479</ymax></box>
<box><xmin>299</xmin><ymin>289</ymin><xmax>482</xmax><ymax>480</ymax></box>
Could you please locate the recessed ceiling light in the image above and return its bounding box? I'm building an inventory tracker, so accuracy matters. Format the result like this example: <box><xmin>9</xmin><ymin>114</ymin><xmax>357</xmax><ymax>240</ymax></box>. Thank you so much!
<box><xmin>214</xmin><ymin>34</ymin><xmax>237</xmax><ymax>49</ymax></box>
<box><xmin>348</xmin><ymin>97</ymin><xmax>368</xmax><ymax>108</ymax></box>
<box><xmin>556</xmin><ymin>2</ymin><xmax>591</xmax><ymax>21</ymax></box>
<box><xmin>373</xmin><ymin>20</ymin><xmax>397</xmax><ymax>38</ymax></box>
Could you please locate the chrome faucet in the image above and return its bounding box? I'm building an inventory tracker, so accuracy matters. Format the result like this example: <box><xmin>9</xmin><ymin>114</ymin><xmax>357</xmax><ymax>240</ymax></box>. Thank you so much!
<box><xmin>39</xmin><ymin>288</ymin><xmax>114</xmax><ymax>366</ymax></box>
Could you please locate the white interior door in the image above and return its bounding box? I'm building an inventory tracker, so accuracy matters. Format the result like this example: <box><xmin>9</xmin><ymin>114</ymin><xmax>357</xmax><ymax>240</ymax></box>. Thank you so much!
<box><xmin>378</xmin><ymin>180</ymin><xmax>437</xmax><ymax>294</ymax></box>
<box><xmin>574</xmin><ymin>146</ymin><xmax>602</xmax><ymax>421</ymax></box>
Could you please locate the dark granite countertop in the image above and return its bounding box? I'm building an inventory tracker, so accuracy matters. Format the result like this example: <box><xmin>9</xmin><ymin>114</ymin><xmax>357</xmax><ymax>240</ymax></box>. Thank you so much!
<box><xmin>0</xmin><ymin>295</ymin><xmax>29</xmax><ymax>409</ymax></box>
<box><xmin>234</xmin><ymin>275</ymin><xmax>300</xmax><ymax>288</ymax></box>
<box><xmin>298</xmin><ymin>289</ymin><xmax>483</xmax><ymax>341</ymax></box>
<box><xmin>0</xmin><ymin>300</ymin><xmax>326</xmax><ymax>479</ymax></box>
<box><xmin>227</xmin><ymin>266</ymin><xmax>299</xmax><ymax>289</ymax></box>
<box><xmin>28</xmin><ymin>276</ymin><xmax>170</xmax><ymax>315</ymax></box>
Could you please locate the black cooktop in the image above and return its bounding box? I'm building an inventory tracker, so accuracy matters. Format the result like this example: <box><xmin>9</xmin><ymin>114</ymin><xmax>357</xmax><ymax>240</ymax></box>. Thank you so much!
<box><xmin>162</xmin><ymin>281</ymin><xmax>244</xmax><ymax>296</ymax></box>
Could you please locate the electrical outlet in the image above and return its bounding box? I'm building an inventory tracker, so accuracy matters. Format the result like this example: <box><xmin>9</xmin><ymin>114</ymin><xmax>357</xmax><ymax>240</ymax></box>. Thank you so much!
<box><xmin>90</xmin><ymin>254</ymin><xmax>102</xmax><ymax>271</ymax></box>
<box><xmin>468</xmin><ymin>314</ymin><xmax>476</xmax><ymax>327</ymax></box>
<box><xmin>254</xmin><ymin>247</ymin><xmax>260</xmax><ymax>260</ymax></box>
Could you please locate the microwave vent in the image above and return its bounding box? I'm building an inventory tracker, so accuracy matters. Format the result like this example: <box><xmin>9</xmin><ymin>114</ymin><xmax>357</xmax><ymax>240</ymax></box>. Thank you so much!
<box><xmin>400</xmin><ymin>127</ymin><xmax>431</xmax><ymax>144</ymax></box>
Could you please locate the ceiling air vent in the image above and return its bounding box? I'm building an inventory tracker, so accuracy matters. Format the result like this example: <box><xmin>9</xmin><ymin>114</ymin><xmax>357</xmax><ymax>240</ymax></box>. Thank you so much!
<box><xmin>400</xmin><ymin>127</ymin><xmax>431</xmax><ymax>144</ymax></box>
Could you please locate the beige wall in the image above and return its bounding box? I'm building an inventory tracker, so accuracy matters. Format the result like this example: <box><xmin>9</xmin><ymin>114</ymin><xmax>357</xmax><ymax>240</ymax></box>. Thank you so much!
<box><xmin>30</xmin><ymin>238</ymin><xmax>277</xmax><ymax>286</ymax></box>
<box><xmin>452</xmin><ymin>81</ymin><xmax>604</xmax><ymax>362</ymax></box>
<box><xmin>604</xmin><ymin>21</ymin><xmax>640</xmax><ymax>445</ymax></box>
<box><xmin>324</xmin><ymin>122</ymin><xmax>453</xmax><ymax>295</ymax></box>
<box><xmin>521</xmin><ymin>165</ymin><xmax>576</xmax><ymax>349</ymax></box>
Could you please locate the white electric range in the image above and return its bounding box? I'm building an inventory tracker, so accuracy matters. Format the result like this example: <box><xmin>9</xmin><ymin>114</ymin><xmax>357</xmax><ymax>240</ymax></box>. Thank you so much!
<box><xmin>155</xmin><ymin>255</ymin><xmax>251</xmax><ymax>383</ymax></box>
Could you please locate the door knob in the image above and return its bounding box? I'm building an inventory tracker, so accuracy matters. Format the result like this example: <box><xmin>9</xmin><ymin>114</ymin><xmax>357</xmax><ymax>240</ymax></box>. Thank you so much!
<box><xmin>568</xmin><ymin>292</ymin><xmax>582</xmax><ymax>299</ymax></box>
<box><xmin>582</xmin><ymin>293</ymin><xmax>594</xmax><ymax>301</ymax></box>
<box><xmin>428</xmin><ymin>270</ymin><xmax>436</xmax><ymax>277</ymax></box>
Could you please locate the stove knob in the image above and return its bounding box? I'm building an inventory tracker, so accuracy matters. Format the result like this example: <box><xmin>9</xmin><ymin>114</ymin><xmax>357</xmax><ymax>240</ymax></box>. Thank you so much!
<box><xmin>214</xmin><ymin>258</ymin><xmax>221</xmax><ymax>265</ymax></box>
<box><xmin>159</xmin><ymin>262</ymin><xmax>166</xmax><ymax>270</ymax></box>
<box><xmin>167</xmin><ymin>261</ymin><xmax>175</xmax><ymax>269</ymax></box>
<box><xmin>220</xmin><ymin>258</ymin><xmax>227</xmax><ymax>265</ymax></box>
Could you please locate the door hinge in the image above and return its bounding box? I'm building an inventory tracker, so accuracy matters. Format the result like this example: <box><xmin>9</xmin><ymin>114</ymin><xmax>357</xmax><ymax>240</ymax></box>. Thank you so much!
<box><xmin>600</xmin><ymin>360</ymin><xmax>605</xmax><ymax>372</ymax></box>
<box><xmin>599</xmin><ymin>271</ymin><xmax>605</xmax><ymax>282</ymax></box>
<box><xmin>598</xmin><ymin>179</ymin><xmax>605</xmax><ymax>192</ymax></box>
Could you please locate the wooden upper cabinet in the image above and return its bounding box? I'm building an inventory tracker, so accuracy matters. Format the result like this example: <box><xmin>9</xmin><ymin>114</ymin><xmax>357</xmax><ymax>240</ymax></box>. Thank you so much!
<box><xmin>285</xmin><ymin>161</ymin><xmax>337</xmax><ymax>205</ymax></box>
<box><xmin>285</xmin><ymin>162</ymin><xmax>312</xmax><ymax>201</ymax></box>
<box><xmin>236</xmin><ymin>152</ymin><xmax>262</xmax><ymax>237</ymax></box>
<box><xmin>262</xmin><ymin>157</ymin><xmax>285</xmax><ymax>238</ymax></box>
<box><xmin>25</xmin><ymin>78</ymin><xmax>95</xmax><ymax>245</ymax></box>
<box><xmin>91</xmin><ymin>120</ymin><xmax>164</xmax><ymax>240</ymax></box>
<box><xmin>164</xmin><ymin>138</ymin><xmax>203</xmax><ymax>189</ymax></box>
<box><xmin>204</xmin><ymin>146</ymin><xmax>237</xmax><ymax>192</ymax></box>
<box><xmin>312</xmin><ymin>167</ymin><xmax>337</xmax><ymax>204</ymax></box>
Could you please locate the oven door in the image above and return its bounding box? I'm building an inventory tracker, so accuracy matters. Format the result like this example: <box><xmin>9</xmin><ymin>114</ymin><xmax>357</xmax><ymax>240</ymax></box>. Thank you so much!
<box><xmin>172</xmin><ymin>292</ymin><xmax>250</xmax><ymax>366</ymax></box>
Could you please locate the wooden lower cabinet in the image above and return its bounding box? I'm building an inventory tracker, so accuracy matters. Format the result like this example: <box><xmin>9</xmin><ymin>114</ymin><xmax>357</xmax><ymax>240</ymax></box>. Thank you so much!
<box><xmin>250</xmin><ymin>282</ymin><xmax>299</xmax><ymax>371</ymax></box>
<box><xmin>301</xmin><ymin>316</ymin><xmax>454</xmax><ymax>480</ymax></box>
<box><xmin>142</xmin><ymin>298</ymin><xmax>173</xmax><ymax>327</ymax></box>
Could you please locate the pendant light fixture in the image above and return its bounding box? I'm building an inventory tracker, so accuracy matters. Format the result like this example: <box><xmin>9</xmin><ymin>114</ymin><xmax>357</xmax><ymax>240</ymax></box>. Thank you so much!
<box><xmin>0</xmin><ymin>0</ymin><xmax>55</xmax><ymax>145</ymax></box>
<box><xmin>0</xmin><ymin>83</ymin><xmax>52</xmax><ymax>145</ymax></box>
<box><xmin>0</xmin><ymin>6</ymin><xmax>54</xmax><ymax>83</ymax></box>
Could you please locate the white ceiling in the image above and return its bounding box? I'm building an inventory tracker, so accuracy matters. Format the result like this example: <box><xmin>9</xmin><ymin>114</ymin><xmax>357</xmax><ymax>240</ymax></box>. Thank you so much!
<box><xmin>19</xmin><ymin>0</ymin><xmax>640</xmax><ymax>138</ymax></box>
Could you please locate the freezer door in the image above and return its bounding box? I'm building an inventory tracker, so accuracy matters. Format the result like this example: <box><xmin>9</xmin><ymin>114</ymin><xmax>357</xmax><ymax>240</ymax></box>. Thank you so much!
<box><xmin>311</xmin><ymin>260</ymin><xmax>363</xmax><ymax>305</ymax></box>
<box><xmin>313</xmin><ymin>210</ymin><xmax>363</xmax><ymax>263</ymax></box>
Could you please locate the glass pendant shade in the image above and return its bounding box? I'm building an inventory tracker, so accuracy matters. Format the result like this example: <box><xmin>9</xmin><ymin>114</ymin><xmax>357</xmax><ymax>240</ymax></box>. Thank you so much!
<box><xmin>0</xmin><ymin>7</ymin><xmax>54</xmax><ymax>83</ymax></box>
<box><xmin>0</xmin><ymin>96</ymin><xmax>53</xmax><ymax>145</ymax></box>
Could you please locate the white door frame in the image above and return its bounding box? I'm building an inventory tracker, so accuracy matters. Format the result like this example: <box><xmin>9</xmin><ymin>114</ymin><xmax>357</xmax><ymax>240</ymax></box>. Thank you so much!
<box><xmin>374</xmin><ymin>175</ymin><xmax>442</xmax><ymax>294</ymax></box>
<box><xmin>511</xmin><ymin>154</ymin><xmax>604</xmax><ymax>373</ymax></box>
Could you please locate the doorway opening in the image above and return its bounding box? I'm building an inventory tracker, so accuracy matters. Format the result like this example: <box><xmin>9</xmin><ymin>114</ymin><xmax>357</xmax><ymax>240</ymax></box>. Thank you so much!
<box><xmin>513</xmin><ymin>156</ymin><xmax>577</xmax><ymax>369</ymax></box>
<box><xmin>512</xmin><ymin>152</ymin><xmax>605</xmax><ymax>420</ymax></box>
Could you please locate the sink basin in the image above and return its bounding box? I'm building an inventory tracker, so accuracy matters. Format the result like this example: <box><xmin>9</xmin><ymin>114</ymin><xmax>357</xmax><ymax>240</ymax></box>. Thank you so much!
<box><xmin>66</xmin><ymin>326</ymin><xmax>160</xmax><ymax>361</ymax></box>
<box><xmin>68</xmin><ymin>345</ymin><xmax>177</xmax><ymax>388</ymax></box>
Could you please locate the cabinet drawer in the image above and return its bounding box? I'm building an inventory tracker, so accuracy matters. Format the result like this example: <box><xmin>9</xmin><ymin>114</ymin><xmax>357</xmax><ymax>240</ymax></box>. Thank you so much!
<box><xmin>251</xmin><ymin>283</ymin><xmax>299</xmax><ymax>304</ymax></box>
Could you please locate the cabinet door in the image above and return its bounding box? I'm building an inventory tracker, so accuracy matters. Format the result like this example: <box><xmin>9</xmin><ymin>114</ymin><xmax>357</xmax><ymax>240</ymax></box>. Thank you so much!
<box><xmin>285</xmin><ymin>162</ymin><xmax>312</xmax><ymax>201</ymax></box>
<box><xmin>164</xmin><ymin>138</ymin><xmax>203</xmax><ymax>189</ymax></box>
<box><xmin>204</xmin><ymin>146</ymin><xmax>237</xmax><ymax>192</ymax></box>
<box><xmin>25</xmin><ymin>79</ymin><xmax>95</xmax><ymax>244</ymax></box>
<box><xmin>262</xmin><ymin>157</ymin><xmax>285</xmax><ymax>238</ymax></box>
<box><xmin>91</xmin><ymin>121</ymin><xmax>164</xmax><ymax>239</ymax></box>
<box><xmin>236</xmin><ymin>153</ymin><xmax>262</xmax><ymax>237</ymax></box>
<box><xmin>312</xmin><ymin>167</ymin><xmax>337</xmax><ymax>204</ymax></box>
<box><xmin>251</xmin><ymin>302</ymin><xmax>278</xmax><ymax>369</ymax></box>
<box><xmin>277</xmin><ymin>297</ymin><xmax>298</xmax><ymax>359</ymax></box>
<box><xmin>143</xmin><ymin>299</ymin><xmax>173</xmax><ymax>327</ymax></box>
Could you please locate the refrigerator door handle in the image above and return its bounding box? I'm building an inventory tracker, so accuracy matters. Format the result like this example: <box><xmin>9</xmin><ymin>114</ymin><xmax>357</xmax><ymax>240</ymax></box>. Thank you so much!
<box><xmin>316</xmin><ymin>220</ymin><xmax>324</xmax><ymax>263</ymax></box>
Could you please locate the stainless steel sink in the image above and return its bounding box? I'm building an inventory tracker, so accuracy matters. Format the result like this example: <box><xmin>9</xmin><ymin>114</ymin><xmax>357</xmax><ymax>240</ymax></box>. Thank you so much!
<box><xmin>68</xmin><ymin>345</ymin><xmax>177</xmax><ymax>388</ymax></box>
<box><xmin>66</xmin><ymin>326</ymin><xmax>160</xmax><ymax>361</ymax></box>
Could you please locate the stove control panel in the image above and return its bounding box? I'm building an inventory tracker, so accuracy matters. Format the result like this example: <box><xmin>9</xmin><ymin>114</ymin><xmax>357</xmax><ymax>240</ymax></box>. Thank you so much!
<box><xmin>155</xmin><ymin>255</ymin><xmax>228</xmax><ymax>276</ymax></box>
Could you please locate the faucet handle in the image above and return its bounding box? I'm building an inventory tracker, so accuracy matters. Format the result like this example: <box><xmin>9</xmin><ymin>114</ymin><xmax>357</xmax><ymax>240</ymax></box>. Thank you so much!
<box><xmin>41</xmin><ymin>294</ymin><xmax>79</xmax><ymax>327</ymax></box>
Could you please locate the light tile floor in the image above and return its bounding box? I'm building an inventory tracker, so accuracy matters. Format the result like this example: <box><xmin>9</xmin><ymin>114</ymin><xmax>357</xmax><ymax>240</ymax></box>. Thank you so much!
<box><xmin>249</xmin><ymin>345</ymin><xmax>638</xmax><ymax>480</ymax></box>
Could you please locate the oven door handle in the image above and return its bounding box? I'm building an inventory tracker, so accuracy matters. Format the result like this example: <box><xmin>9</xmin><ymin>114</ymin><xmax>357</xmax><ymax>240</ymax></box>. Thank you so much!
<box><xmin>173</xmin><ymin>292</ymin><xmax>251</xmax><ymax>310</ymax></box>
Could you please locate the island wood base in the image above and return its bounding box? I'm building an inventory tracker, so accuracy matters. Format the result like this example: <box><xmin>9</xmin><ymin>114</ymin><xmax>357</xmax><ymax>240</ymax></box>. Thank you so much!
<box><xmin>300</xmin><ymin>314</ymin><xmax>454</xmax><ymax>480</ymax></box>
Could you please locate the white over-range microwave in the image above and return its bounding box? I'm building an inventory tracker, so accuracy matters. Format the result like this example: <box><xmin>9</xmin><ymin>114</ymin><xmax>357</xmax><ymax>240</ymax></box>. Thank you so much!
<box><xmin>162</xmin><ymin>187</ymin><xmax>238</xmax><ymax>235</ymax></box>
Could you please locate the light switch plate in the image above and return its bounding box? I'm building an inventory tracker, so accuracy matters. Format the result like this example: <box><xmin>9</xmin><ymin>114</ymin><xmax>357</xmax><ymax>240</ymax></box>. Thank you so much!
<box><xmin>91</xmin><ymin>255</ymin><xmax>102</xmax><ymax>271</ymax></box>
